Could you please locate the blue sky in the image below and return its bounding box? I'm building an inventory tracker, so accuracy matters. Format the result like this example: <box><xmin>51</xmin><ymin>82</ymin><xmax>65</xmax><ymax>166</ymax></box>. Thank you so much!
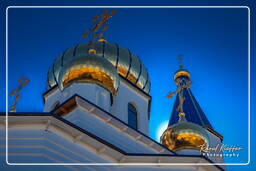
<box><xmin>0</xmin><ymin>1</ymin><xmax>255</xmax><ymax>170</ymax></box>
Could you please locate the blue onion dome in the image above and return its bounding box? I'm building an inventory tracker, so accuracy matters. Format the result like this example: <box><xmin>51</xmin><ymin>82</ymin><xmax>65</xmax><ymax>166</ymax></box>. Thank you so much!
<box><xmin>47</xmin><ymin>41</ymin><xmax>151</xmax><ymax>94</ymax></box>
<box><xmin>58</xmin><ymin>54</ymin><xmax>119</xmax><ymax>95</ymax></box>
<box><xmin>161</xmin><ymin>113</ymin><xmax>209</xmax><ymax>152</ymax></box>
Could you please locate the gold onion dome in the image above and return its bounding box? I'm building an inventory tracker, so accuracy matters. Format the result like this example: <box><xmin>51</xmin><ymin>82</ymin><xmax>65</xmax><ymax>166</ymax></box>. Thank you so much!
<box><xmin>174</xmin><ymin>69</ymin><xmax>190</xmax><ymax>81</ymax></box>
<box><xmin>47</xmin><ymin>41</ymin><xmax>151</xmax><ymax>94</ymax></box>
<box><xmin>58</xmin><ymin>54</ymin><xmax>119</xmax><ymax>95</ymax></box>
<box><xmin>161</xmin><ymin>113</ymin><xmax>209</xmax><ymax>152</ymax></box>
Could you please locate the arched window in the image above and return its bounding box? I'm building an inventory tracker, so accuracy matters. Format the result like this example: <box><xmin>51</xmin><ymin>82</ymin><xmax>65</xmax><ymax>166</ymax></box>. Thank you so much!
<box><xmin>128</xmin><ymin>103</ymin><xmax>137</xmax><ymax>129</ymax></box>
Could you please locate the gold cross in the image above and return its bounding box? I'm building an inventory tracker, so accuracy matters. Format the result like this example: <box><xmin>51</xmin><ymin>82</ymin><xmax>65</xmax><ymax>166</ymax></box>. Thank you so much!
<box><xmin>9</xmin><ymin>76</ymin><xmax>29</xmax><ymax>112</ymax></box>
<box><xmin>82</xmin><ymin>9</ymin><xmax>116</xmax><ymax>41</ymax></box>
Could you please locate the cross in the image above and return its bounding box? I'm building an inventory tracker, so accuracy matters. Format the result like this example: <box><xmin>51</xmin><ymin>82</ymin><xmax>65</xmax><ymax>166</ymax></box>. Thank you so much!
<box><xmin>176</xmin><ymin>93</ymin><xmax>185</xmax><ymax>113</ymax></box>
<box><xmin>82</xmin><ymin>9</ymin><xmax>116</xmax><ymax>42</ymax></box>
<box><xmin>166</xmin><ymin>86</ymin><xmax>186</xmax><ymax>113</ymax></box>
<box><xmin>9</xmin><ymin>76</ymin><xmax>29</xmax><ymax>112</ymax></box>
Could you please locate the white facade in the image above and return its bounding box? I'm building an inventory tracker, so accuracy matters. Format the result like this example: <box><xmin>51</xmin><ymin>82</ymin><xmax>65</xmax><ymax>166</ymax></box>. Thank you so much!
<box><xmin>44</xmin><ymin>77</ymin><xmax>150</xmax><ymax>135</ymax></box>
<box><xmin>0</xmin><ymin>77</ymin><xmax>224</xmax><ymax>171</ymax></box>
<box><xmin>0</xmin><ymin>54</ymin><xmax>223</xmax><ymax>171</ymax></box>
<box><xmin>0</xmin><ymin>114</ymin><xmax>223</xmax><ymax>171</ymax></box>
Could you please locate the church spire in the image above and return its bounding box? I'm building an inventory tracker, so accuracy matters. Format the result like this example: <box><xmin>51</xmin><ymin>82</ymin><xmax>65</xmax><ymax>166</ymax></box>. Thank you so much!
<box><xmin>167</xmin><ymin>56</ymin><xmax>212</xmax><ymax>128</ymax></box>
<box><xmin>160</xmin><ymin>56</ymin><xmax>211</xmax><ymax>152</ymax></box>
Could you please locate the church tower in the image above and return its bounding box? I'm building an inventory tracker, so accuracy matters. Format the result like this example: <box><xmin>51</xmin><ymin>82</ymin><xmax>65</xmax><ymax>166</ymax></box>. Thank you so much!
<box><xmin>161</xmin><ymin>58</ymin><xmax>224</xmax><ymax>164</ymax></box>
<box><xmin>1</xmin><ymin>10</ymin><xmax>225</xmax><ymax>170</ymax></box>
<box><xmin>43</xmin><ymin>10</ymin><xmax>151</xmax><ymax>140</ymax></box>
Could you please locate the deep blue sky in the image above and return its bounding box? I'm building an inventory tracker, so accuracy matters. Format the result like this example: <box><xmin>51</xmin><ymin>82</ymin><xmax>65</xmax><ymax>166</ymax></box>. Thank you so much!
<box><xmin>0</xmin><ymin>0</ymin><xmax>255</xmax><ymax>170</ymax></box>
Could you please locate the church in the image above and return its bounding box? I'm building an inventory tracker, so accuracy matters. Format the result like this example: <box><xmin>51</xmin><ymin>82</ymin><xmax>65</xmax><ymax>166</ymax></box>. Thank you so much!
<box><xmin>1</xmin><ymin>10</ymin><xmax>225</xmax><ymax>171</ymax></box>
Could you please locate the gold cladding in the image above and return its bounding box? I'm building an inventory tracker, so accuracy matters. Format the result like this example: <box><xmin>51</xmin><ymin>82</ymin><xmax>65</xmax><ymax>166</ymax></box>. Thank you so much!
<box><xmin>94</xmin><ymin>42</ymin><xmax>104</xmax><ymax>57</ymax></box>
<box><xmin>136</xmin><ymin>64</ymin><xmax>147</xmax><ymax>89</ymax></box>
<box><xmin>104</xmin><ymin>43</ymin><xmax>118</xmax><ymax>67</ymax></box>
<box><xmin>48</xmin><ymin>65</ymin><xmax>56</xmax><ymax>87</ymax></box>
<box><xmin>63</xmin><ymin>47</ymin><xmax>76</xmax><ymax>65</ymax></box>
<box><xmin>161</xmin><ymin>126</ymin><xmax>208</xmax><ymax>152</ymax></box>
<box><xmin>75</xmin><ymin>43</ymin><xmax>88</xmax><ymax>57</ymax></box>
<box><xmin>127</xmin><ymin>54</ymin><xmax>140</xmax><ymax>84</ymax></box>
<box><xmin>54</xmin><ymin>55</ymin><xmax>63</xmax><ymax>82</ymax></box>
<box><xmin>62</xmin><ymin>67</ymin><xmax>116</xmax><ymax>95</ymax></box>
<box><xmin>116</xmin><ymin>46</ymin><xmax>130</xmax><ymax>77</ymax></box>
<box><xmin>47</xmin><ymin>42</ymin><xmax>150</xmax><ymax>94</ymax></box>
<box><xmin>143</xmin><ymin>78</ymin><xmax>151</xmax><ymax>93</ymax></box>
<box><xmin>174</xmin><ymin>71</ymin><xmax>190</xmax><ymax>80</ymax></box>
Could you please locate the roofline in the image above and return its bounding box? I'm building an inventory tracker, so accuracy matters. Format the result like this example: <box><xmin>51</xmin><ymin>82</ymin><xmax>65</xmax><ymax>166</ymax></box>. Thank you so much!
<box><xmin>50</xmin><ymin>94</ymin><xmax>169</xmax><ymax>154</ymax></box>
<box><xmin>2</xmin><ymin>113</ymin><xmax>224</xmax><ymax>170</ymax></box>
<box><xmin>203</xmin><ymin>125</ymin><xmax>224</xmax><ymax>142</ymax></box>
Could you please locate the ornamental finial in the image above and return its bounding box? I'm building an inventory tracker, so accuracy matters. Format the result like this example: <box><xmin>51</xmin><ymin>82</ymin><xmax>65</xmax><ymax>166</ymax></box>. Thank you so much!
<box><xmin>178</xmin><ymin>112</ymin><xmax>186</xmax><ymax>122</ymax></box>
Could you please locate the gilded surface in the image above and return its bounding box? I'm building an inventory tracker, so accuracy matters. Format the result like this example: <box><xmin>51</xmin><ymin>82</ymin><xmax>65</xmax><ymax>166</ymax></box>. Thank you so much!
<box><xmin>143</xmin><ymin>78</ymin><xmax>151</xmax><ymax>93</ymax></box>
<box><xmin>104</xmin><ymin>43</ymin><xmax>118</xmax><ymax>67</ymax></box>
<box><xmin>136</xmin><ymin>64</ymin><xmax>147</xmax><ymax>89</ymax></box>
<box><xmin>53</xmin><ymin>55</ymin><xmax>62</xmax><ymax>81</ymax></box>
<box><xmin>58</xmin><ymin>55</ymin><xmax>119</xmax><ymax>95</ymax></box>
<box><xmin>116</xmin><ymin>46</ymin><xmax>130</xmax><ymax>77</ymax></box>
<box><xmin>174</xmin><ymin>70</ymin><xmax>190</xmax><ymax>80</ymax></box>
<box><xmin>47</xmin><ymin>42</ymin><xmax>150</xmax><ymax>94</ymax></box>
<box><xmin>62</xmin><ymin>67</ymin><xmax>116</xmax><ymax>95</ymax></box>
<box><xmin>127</xmin><ymin>54</ymin><xmax>140</xmax><ymax>84</ymax></box>
<box><xmin>161</xmin><ymin>122</ymin><xmax>209</xmax><ymax>152</ymax></box>
<box><xmin>48</xmin><ymin>65</ymin><xmax>56</xmax><ymax>87</ymax></box>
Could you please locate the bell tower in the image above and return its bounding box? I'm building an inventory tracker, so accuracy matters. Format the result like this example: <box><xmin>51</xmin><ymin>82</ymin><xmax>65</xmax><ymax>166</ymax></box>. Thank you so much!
<box><xmin>161</xmin><ymin>56</ymin><xmax>224</xmax><ymax>164</ymax></box>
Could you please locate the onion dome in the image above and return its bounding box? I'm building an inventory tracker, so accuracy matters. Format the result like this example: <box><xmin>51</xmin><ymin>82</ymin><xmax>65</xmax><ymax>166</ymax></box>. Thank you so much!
<box><xmin>46</xmin><ymin>41</ymin><xmax>151</xmax><ymax>94</ymax></box>
<box><xmin>174</xmin><ymin>69</ymin><xmax>190</xmax><ymax>84</ymax></box>
<box><xmin>161</xmin><ymin>112</ymin><xmax>209</xmax><ymax>152</ymax></box>
<box><xmin>58</xmin><ymin>54</ymin><xmax>119</xmax><ymax>95</ymax></box>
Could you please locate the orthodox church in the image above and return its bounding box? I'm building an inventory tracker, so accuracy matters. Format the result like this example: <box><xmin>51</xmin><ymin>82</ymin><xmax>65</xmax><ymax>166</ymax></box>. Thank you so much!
<box><xmin>1</xmin><ymin>10</ymin><xmax>224</xmax><ymax>171</ymax></box>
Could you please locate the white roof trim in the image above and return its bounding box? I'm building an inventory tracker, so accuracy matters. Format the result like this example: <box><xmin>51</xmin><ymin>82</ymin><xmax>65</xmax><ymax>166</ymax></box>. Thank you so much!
<box><xmin>1</xmin><ymin>115</ymin><xmax>222</xmax><ymax>170</ymax></box>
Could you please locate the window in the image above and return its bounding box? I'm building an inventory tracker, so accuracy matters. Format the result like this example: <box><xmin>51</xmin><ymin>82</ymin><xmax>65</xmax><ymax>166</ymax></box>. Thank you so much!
<box><xmin>128</xmin><ymin>103</ymin><xmax>137</xmax><ymax>129</ymax></box>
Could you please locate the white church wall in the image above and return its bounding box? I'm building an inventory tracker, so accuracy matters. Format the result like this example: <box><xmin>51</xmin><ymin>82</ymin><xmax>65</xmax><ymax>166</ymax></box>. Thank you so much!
<box><xmin>64</xmin><ymin>108</ymin><xmax>156</xmax><ymax>154</ymax></box>
<box><xmin>0</xmin><ymin>117</ymin><xmax>222</xmax><ymax>171</ymax></box>
<box><xmin>44</xmin><ymin>87</ymin><xmax>61</xmax><ymax>112</ymax></box>
<box><xmin>44</xmin><ymin>83</ymin><xmax>111</xmax><ymax>113</ymax></box>
<box><xmin>44</xmin><ymin>78</ymin><xmax>150</xmax><ymax>136</ymax></box>
<box><xmin>111</xmin><ymin>79</ymin><xmax>150</xmax><ymax>135</ymax></box>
